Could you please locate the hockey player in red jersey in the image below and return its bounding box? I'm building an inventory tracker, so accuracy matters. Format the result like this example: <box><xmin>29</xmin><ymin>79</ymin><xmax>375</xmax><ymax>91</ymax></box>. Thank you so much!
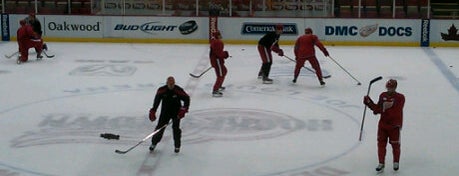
<box><xmin>16</xmin><ymin>19</ymin><xmax>43</xmax><ymax>64</ymax></box>
<box><xmin>293</xmin><ymin>28</ymin><xmax>329</xmax><ymax>85</ymax></box>
<box><xmin>149</xmin><ymin>76</ymin><xmax>190</xmax><ymax>153</ymax></box>
<box><xmin>363</xmin><ymin>79</ymin><xmax>405</xmax><ymax>172</ymax></box>
<box><xmin>24</xmin><ymin>13</ymin><xmax>48</xmax><ymax>51</ymax></box>
<box><xmin>209</xmin><ymin>30</ymin><xmax>230</xmax><ymax>97</ymax></box>
<box><xmin>257</xmin><ymin>24</ymin><xmax>284</xmax><ymax>84</ymax></box>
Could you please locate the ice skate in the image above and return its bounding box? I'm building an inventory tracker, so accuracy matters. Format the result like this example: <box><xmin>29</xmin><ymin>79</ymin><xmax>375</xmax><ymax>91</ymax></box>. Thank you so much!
<box><xmin>37</xmin><ymin>53</ymin><xmax>43</xmax><ymax>60</ymax></box>
<box><xmin>212</xmin><ymin>90</ymin><xmax>223</xmax><ymax>97</ymax></box>
<box><xmin>393</xmin><ymin>162</ymin><xmax>399</xmax><ymax>171</ymax></box>
<box><xmin>257</xmin><ymin>71</ymin><xmax>263</xmax><ymax>79</ymax></box>
<box><xmin>174</xmin><ymin>147</ymin><xmax>180</xmax><ymax>153</ymax></box>
<box><xmin>375</xmin><ymin>163</ymin><xmax>384</xmax><ymax>172</ymax></box>
<box><xmin>292</xmin><ymin>78</ymin><xmax>297</xmax><ymax>83</ymax></box>
<box><xmin>149</xmin><ymin>144</ymin><xmax>156</xmax><ymax>152</ymax></box>
<box><xmin>320</xmin><ymin>80</ymin><xmax>325</xmax><ymax>86</ymax></box>
<box><xmin>218</xmin><ymin>86</ymin><xmax>226</xmax><ymax>91</ymax></box>
<box><xmin>263</xmin><ymin>78</ymin><xmax>273</xmax><ymax>84</ymax></box>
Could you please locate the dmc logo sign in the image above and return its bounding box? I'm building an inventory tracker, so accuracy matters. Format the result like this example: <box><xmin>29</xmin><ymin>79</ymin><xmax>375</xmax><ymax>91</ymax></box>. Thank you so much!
<box><xmin>325</xmin><ymin>25</ymin><xmax>412</xmax><ymax>37</ymax></box>
<box><xmin>241</xmin><ymin>23</ymin><xmax>297</xmax><ymax>35</ymax></box>
<box><xmin>114</xmin><ymin>22</ymin><xmax>177</xmax><ymax>34</ymax></box>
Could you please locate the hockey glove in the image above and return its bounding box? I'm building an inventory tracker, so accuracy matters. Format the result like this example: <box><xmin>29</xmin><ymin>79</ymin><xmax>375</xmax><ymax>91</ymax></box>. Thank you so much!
<box><xmin>149</xmin><ymin>108</ymin><xmax>156</xmax><ymax>121</ymax></box>
<box><xmin>323</xmin><ymin>49</ymin><xmax>329</xmax><ymax>57</ymax></box>
<box><xmin>363</xmin><ymin>96</ymin><xmax>373</xmax><ymax>106</ymax></box>
<box><xmin>178</xmin><ymin>107</ymin><xmax>188</xmax><ymax>119</ymax></box>
<box><xmin>223</xmin><ymin>51</ymin><xmax>229</xmax><ymax>59</ymax></box>
<box><xmin>277</xmin><ymin>49</ymin><xmax>284</xmax><ymax>56</ymax></box>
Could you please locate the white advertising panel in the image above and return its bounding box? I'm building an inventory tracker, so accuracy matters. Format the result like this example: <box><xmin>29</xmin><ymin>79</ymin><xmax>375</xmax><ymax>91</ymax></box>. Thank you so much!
<box><xmin>217</xmin><ymin>18</ymin><xmax>421</xmax><ymax>44</ymax></box>
<box><xmin>218</xmin><ymin>17</ymin><xmax>304</xmax><ymax>41</ymax></box>
<box><xmin>8</xmin><ymin>14</ymin><xmax>33</xmax><ymax>37</ymax></box>
<box><xmin>8</xmin><ymin>14</ymin><xmax>456</xmax><ymax>46</ymax></box>
<box><xmin>42</xmin><ymin>16</ymin><xmax>103</xmax><ymax>38</ymax></box>
<box><xmin>320</xmin><ymin>19</ymin><xmax>421</xmax><ymax>42</ymax></box>
<box><xmin>102</xmin><ymin>16</ymin><xmax>207</xmax><ymax>39</ymax></box>
<box><xmin>430</xmin><ymin>20</ymin><xmax>459</xmax><ymax>44</ymax></box>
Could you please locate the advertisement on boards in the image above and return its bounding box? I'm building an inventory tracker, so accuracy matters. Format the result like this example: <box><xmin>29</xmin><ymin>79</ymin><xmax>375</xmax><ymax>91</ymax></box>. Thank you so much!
<box><xmin>322</xmin><ymin>19</ymin><xmax>420</xmax><ymax>42</ymax></box>
<box><xmin>420</xmin><ymin>19</ymin><xmax>430</xmax><ymax>47</ymax></box>
<box><xmin>241</xmin><ymin>23</ymin><xmax>298</xmax><ymax>35</ymax></box>
<box><xmin>104</xmin><ymin>16</ymin><xmax>206</xmax><ymax>39</ymax></box>
<box><xmin>430</xmin><ymin>20</ymin><xmax>459</xmax><ymax>44</ymax></box>
<box><xmin>42</xmin><ymin>16</ymin><xmax>103</xmax><ymax>38</ymax></box>
<box><xmin>1</xmin><ymin>13</ymin><xmax>10</xmax><ymax>41</ymax></box>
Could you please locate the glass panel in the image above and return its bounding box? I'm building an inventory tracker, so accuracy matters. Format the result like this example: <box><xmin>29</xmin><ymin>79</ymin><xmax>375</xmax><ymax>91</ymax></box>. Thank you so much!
<box><xmin>3</xmin><ymin>0</ymin><xmax>455</xmax><ymax>19</ymax></box>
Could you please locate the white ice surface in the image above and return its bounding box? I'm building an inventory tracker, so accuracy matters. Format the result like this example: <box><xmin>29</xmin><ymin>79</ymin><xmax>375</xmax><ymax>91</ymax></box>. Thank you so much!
<box><xmin>0</xmin><ymin>42</ymin><xmax>458</xmax><ymax>176</ymax></box>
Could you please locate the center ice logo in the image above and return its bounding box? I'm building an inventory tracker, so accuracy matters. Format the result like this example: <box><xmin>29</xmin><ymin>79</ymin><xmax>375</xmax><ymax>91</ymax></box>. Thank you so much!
<box><xmin>183</xmin><ymin>108</ymin><xmax>308</xmax><ymax>144</ymax></box>
<box><xmin>0</xmin><ymin>83</ymin><xmax>359</xmax><ymax>176</ymax></box>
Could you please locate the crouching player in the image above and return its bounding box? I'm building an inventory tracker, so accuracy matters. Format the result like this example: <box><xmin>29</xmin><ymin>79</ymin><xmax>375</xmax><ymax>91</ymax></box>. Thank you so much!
<box><xmin>17</xmin><ymin>19</ymin><xmax>43</xmax><ymax>64</ymax></box>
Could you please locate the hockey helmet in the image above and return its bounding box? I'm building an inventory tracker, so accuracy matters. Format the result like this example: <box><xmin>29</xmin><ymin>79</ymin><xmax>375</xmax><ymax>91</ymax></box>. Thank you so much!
<box><xmin>275</xmin><ymin>24</ymin><xmax>284</xmax><ymax>31</ymax></box>
<box><xmin>19</xmin><ymin>20</ymin><xmax>26</xmax><ymax>26</ymax></box>
<box><xmin>386</xmin><ymin>79</ymin><xmax>397</xmax><ymax>89</ymax></box>
<box><xmin>212</xmin><ymin>30</ymin><xmax>221</xmax><ymax>38</ymax></box>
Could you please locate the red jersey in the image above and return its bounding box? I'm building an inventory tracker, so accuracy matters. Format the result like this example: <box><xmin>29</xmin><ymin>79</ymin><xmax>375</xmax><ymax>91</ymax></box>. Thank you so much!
<box><xmin>371</xmin><ymin>92</ymin><xmax>405</xmax><ymax>127</ymax></box>
<box><xmin>294</xmin><ymin>34</ymin><xmax>327</xmax><ymax>59</ymax></box>
<box><xmin>17</xmin><ymin>25</ymin><xmax>37</xmax><ymax>45</ymax></box>
<box><xmin>209</xmin><ymin>38</ymin><xmax>228</xmax><ymax>67</ymax></box>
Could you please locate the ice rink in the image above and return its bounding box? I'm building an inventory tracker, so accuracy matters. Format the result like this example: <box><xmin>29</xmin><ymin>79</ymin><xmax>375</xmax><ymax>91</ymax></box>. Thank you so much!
<box><xmin>0</xmin><ymin>41</ymin><xmax>458</xmax><ymax>176</ymax></box>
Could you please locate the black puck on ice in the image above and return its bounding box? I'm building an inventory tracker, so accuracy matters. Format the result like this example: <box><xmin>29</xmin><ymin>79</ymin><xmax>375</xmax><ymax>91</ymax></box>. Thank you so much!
<box><xmin>100</xmin><ymin>133</ymin><xmax>120</xmax><ymax>140</ymax></box>
<box><xmin>179</xmin><ymin>20</ymin><xmax>198</xmax><ymax>35</ymax></box>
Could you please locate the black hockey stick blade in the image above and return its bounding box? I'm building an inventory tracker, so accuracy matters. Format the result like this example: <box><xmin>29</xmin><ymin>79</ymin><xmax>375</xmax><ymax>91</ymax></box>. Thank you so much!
<box><xmin>114</xmin><ymin>121</ymin><xmax>172</xmax><ymax>154</ymax></box>
<box><xmin>189</xmin><ymin>73</ymin><xmax>201</xmax><ymax>78</ymax></box>
<box><xmin>5</xmin><ymin>51</ymin><xmax>19</xmax><ymax>59</ymax></box>
<box><xmin>370</xmin><ymin>76</ymin><xmax>383</xmax><ymax>84</ymax></box>
<box><xmin>189</xmin><ymin>66</ymin><xmax>212</xmax><ymax>78</ymax></box>
<box><xmin>323</xmin><ymin>75</ymin><xmax>331</xmax><ymax>79</ymax></box>
<box><xmin>115</xmin><ymin>149</ymin><xmax>128</xmax><ymax>154</ymax></box>
<box><xmin>43</xmin><ymin>51</ymin><xmax>55</xmax><ymax>58</ymax></box>
<box><xmin>115</xmin><ymin>142</ymin><xmax>142</xmax><ymax>154</ymax></box>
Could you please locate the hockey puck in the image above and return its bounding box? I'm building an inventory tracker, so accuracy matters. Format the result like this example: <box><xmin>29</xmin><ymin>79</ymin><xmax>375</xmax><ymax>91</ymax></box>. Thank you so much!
<box><xmin>100</xmin><ymin>133</ymin><xmax>120</xmax><ymax>140</ymax></box>
<box><xmin>357</xmin><ymin>82</ymin><xmax>362</xmax><ymax>85</ymax></box>
<box><xmin>178</xmin><ymin>20</ymin><xmax>198</xmax><ymax>35</ymax></box>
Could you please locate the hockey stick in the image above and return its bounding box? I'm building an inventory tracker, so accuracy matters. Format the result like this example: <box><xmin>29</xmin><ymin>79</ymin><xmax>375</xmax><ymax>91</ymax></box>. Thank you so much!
<box><xmin>5</xmin><ymin>50</ymin><xmax>53</xmax><ymax>59</ymax></box>
<box><xmin>115</xmin><ymin>121</ymin><xmax>172</xmax><ymax>154</ymax></box>
<box><xmin>189</xmin><ymin>66</ymin><xmax>212</xmax><ymax>78</ymax></box>
<box><xmin>327</xmin><ymin>56</ymin><xmax>361</xmax><ymax>85</ymax></box>
<box><xmin>359</xmin><ymin>76</ymin><xmax>383</xmax><ymax>141</ymax></box>
<box><xmin>42</xmin><ymin>50</ymin><xmax>55</xmax><ymax>58</ymax></box>
<box><xmin>5</xmin><ymin>51</ymin><xmax>19</xmax><ymax>59</ymax></box>
<box><xmin>283</xmin><ymin>55</ymin><xmax>331</xmax><ymax>79</ymax></box>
